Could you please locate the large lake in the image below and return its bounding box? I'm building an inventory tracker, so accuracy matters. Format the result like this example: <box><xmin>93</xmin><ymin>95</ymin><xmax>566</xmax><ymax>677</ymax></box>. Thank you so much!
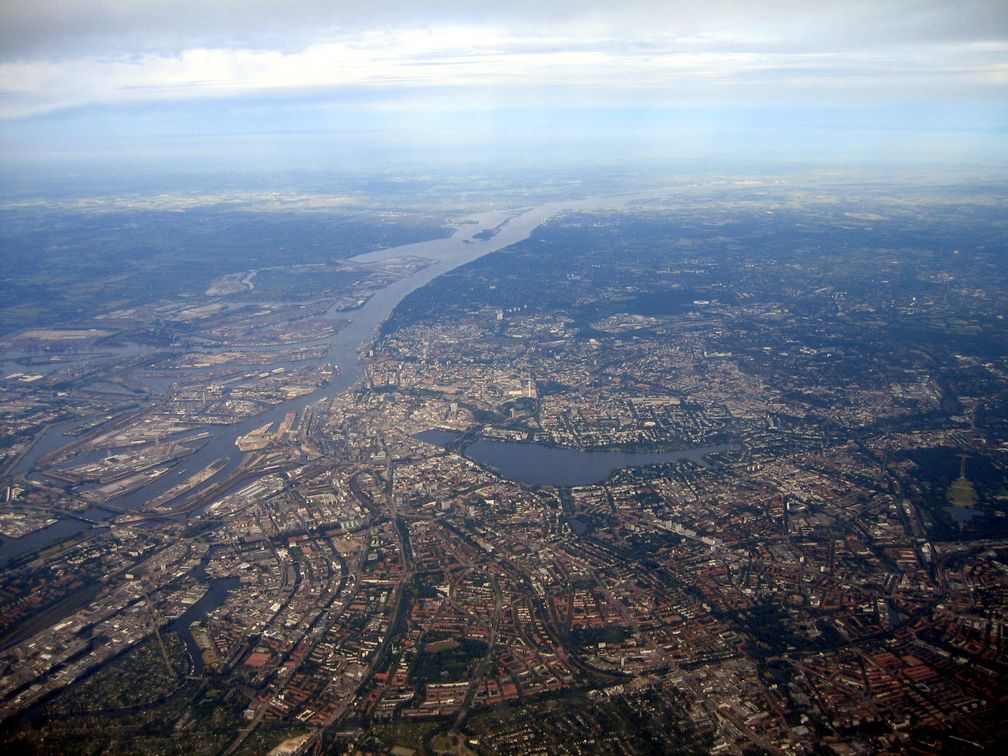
<box><xmin>416</xmin><ymin>429</ymin><xmax>738</xmax><ymax>487</ymax></box>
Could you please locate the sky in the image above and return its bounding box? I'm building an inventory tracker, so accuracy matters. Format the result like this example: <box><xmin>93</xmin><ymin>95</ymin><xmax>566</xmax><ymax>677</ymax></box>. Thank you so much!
<box><xmin>1</xmin><ymin>1</ymin><xmax>1006</xmax><ymax>193</ymax></box>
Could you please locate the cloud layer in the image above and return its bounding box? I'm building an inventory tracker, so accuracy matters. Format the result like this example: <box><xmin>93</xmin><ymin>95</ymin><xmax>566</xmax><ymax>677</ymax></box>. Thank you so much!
<box><xmin>3</xmin><ymin>1</ymin><xmax>1007</xmax><ymax>59</ymax></box>
<box><xmin>0</xmin><ymin>0</ymin><xmax>1005</xmax><ymax>189</ymax></box>
<box><xmin>1</xmin><ymin>1</ymin><xmax>1006</xmax><ymax>118</ymax></box>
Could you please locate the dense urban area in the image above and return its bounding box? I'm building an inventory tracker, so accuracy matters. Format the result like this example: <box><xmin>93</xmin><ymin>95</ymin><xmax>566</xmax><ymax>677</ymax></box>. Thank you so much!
<box><xmin>0</xmin><ymin>181</ymin><xmax>1006</xmax><ymax>754</ymax></box>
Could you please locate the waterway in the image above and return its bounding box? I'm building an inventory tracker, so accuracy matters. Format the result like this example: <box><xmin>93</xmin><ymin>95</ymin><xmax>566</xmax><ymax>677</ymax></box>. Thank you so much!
<box><xmin>167</xmin><ymin>570</ymin><xmax>240</xmax><ymax>675</ymax></box>
<box><xmin>416</xmin><ymin>429</ymin><xmax>739</xmax><ymax>487</ymax></box>
<box><xmin>1</xmin><ymin>197</ymin><xmax>622</xmax><ymax>562</ymax></box>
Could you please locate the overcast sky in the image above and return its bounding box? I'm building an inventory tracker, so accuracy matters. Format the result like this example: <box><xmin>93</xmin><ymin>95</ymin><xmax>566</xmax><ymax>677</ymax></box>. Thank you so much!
<box><xmin>1</xmin><ymin>1</ymin><xmax>1006</xmax><ymax>190</ymax></box>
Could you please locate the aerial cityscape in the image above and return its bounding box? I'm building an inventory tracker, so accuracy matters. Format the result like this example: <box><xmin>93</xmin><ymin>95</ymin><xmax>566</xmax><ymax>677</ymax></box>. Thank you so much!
<box><xmin>1</xmin><ymin>1</ymin><xmax>1007</xmax><ymax>754</ymax></box>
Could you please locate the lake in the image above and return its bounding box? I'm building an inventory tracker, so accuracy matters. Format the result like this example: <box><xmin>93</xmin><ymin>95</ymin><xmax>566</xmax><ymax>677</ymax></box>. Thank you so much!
<box><xmin>416</xmin><ymin>429</ymin><xmax>738</xmax><ymax>487</ymax></box>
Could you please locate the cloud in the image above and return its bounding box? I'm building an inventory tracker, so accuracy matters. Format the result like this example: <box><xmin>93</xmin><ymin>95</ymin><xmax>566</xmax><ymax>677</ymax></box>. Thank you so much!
<box><xmin>0</xmin><ymin>0</ymin><xmax>1005</xmax><ymax>182</ymax></box>
<box><xmin>3</xmin><ymin>1</ymin><xmax>1007</xmax><ymax>59</ymax></box>
<box><xmin>1</xmin><ymin>23</ymin><xmax>1005</xmax><ymax>120</ymax></box>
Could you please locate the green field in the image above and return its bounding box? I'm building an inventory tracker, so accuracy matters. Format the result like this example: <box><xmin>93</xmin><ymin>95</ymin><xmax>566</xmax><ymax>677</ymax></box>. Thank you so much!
<box><xmin>947</xmin><ymin>477</ymin><xmax>979</xmax><ymax>507</ymax></box>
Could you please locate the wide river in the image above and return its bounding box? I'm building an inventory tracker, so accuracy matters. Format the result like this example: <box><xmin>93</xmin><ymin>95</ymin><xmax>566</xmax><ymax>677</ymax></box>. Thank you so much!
<box><xmin>1</xmin><ymin>197</ymin><xmax>624</xmax><ymax>562</ymax></box>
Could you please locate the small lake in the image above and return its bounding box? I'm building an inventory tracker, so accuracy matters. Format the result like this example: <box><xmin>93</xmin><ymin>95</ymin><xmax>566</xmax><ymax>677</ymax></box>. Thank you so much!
<box><xmin>416</xmin><ymin>429</ymin><xmax>738</xmax><ymax>487</ymax></box>
<box><xmin>945</xmin><ymin>505</ymin><xmax>982</xmax><ymax>523</ymax></box>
